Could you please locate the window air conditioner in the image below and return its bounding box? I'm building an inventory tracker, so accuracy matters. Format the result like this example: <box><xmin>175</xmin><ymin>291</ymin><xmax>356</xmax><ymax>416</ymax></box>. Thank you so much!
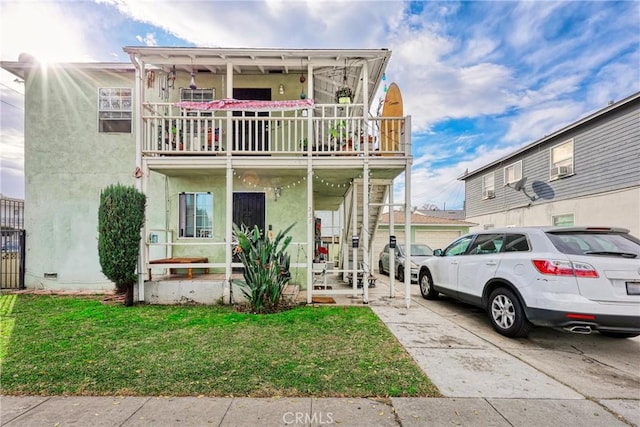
<box><xmin>551</xmin><ymin>165</ymin><xmax>573</xmax><ymax>178</ymax></box>
<box><xmin>482</xmin><ymin>189</ymin><xmax>495</xmax><ymax>199</ymax></box>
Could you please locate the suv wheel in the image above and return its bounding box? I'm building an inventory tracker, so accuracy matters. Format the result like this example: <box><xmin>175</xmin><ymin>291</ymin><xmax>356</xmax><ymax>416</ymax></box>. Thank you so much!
<box><xmin>378</xmin><ymin>260</ymin><xmax>386</xmax><ymax>275</ymax></box>
<box><xmin>488</xmin><ymin>287</ymin><xmax>532</xmax><ymax>338</ymax></box>
<box><xmin>419</xmin><ymin>270</ymin><xmax>438</xmax><ymax>300</ymax></box>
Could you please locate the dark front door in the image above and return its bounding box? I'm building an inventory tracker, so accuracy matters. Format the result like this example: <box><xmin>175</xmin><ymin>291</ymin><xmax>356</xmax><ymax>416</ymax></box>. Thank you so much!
<box><xmin>233</xmin><ymin>88</ymin><xmax>271</xmax><ymax>152</ymax></box>
<box><xmin>233</xmin><ymin>192</ymin><xmax>266</xmax><ymax>264</ymax></box>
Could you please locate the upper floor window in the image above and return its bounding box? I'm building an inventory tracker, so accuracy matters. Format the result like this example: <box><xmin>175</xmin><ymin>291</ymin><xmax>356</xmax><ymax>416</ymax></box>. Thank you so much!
<box><xmin>482</xmin><ymin>173</ymin><xmax>495</xmax><ymax>199</ymax></box>
<box><xmin>98</xmin><ymin>88</ymin><xmax>132</xmax><ymax>133</ymax></box>
<box><xmin>503</xmin><ymin>160</ymin><xmax>522</xmax><ymax>185</ymax></box>
<box><xmin>550</xmin><ymin>139</ymin><xmax>574</xmax><ymax>179</ymax></box>
<box><xmin>179</xmin><ymin>192</ymin><xmax>213</xmax><ymax>238</ymax></box>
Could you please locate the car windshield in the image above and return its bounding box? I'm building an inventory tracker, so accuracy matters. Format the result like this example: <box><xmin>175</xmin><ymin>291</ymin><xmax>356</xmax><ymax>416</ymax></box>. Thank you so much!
<box><xmin>546</xmin><ymin>231</ymin><xmax>640</xmax><ymax>258</ymax></box>
<box><xmin>398</xmin><ymin>244</ymin><xmax>433</xmax><ymax>256</ymax></box>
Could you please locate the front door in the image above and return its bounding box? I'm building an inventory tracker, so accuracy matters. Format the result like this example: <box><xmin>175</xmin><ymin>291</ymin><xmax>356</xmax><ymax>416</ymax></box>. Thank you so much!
<box><xmin>233</xmin><ymin>88</ymin><xmax>271</xmax><ymax>152</ymax></box>
<box><xmin>232</xmin><ymin>192</ymin><xmax>266</xmax><ymax>264</ymax></box>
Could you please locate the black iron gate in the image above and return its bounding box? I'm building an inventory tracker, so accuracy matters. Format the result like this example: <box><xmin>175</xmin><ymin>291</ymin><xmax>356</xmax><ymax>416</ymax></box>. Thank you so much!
<box><xmin>1</xmin><ymin>195</ymin><xmax>25</xmax><ymax>289</ymax></box>
<box><xmin>1</xmin><ymin>230</ymin><xmax>25</xmax><ymax>289</ymax></box>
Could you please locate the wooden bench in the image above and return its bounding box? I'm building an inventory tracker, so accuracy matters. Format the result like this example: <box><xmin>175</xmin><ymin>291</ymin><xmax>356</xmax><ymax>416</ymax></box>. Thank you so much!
<box><xmin>148</xmin><ymin>257</ymin><xmax>209</xmax><ymax>280</ymax></box>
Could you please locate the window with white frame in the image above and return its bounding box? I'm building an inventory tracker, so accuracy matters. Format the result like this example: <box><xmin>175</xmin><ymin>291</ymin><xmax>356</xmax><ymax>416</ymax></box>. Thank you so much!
<box><xmin>504</xmin><ymin>160</ymin><xmax>522</xmax><ymax>185</ymax></box>
<box><xmin>482</xmin><ymin>173</ymin><xmax>495</xmax><ymax>199</ymax></box>
<box><xmin>552</xmin><ymin>213</ymin><xmax>574</xmax><ymax>227</ymax></box>
<box><xmin>98</xmin><ymin>88</ymin><xmax>132</xmax><ymax>133</ymax></box>
<box><xmin>550</xmin><ymin>139</ymin><xmax>574</xmax><ymax>179</ymax></box>
<box><xmin>179</xmin><ymin>192</ymin><xmax>213</xmax><ymax>238</ymax></box>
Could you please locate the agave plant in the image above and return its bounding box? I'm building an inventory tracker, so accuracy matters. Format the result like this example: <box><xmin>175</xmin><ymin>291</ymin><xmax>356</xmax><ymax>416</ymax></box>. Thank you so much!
<box><xmin>232</xmin><ymin>223</ymin><xmax>295</xmax><ymax>313</ymax></box>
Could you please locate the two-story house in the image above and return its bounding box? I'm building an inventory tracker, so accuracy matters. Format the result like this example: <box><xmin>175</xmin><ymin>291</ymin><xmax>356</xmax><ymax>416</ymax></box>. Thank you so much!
<box><xmin>1</xmin><ymin>47</ymin><xmax>414</xmax><ymax>305</ymax></box>
<box><xmin>460</xmin><ymin>92</ymin><xmax>639</xmax><ymax>236</ymax></box>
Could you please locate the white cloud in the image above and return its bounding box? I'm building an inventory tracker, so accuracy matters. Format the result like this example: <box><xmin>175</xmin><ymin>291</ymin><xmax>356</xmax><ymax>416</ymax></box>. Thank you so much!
<box><xmin>136</xmin><ymin>32</ymin><xmax>158</xmax><ymax>47</ymax></box>
<box><xmin>0</xmin><ymin>1</ymin><xmax>100</xmax><ymax>62</ymax></box>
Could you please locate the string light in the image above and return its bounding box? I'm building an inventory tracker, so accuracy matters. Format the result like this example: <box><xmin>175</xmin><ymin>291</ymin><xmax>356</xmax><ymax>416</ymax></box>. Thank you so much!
<box><xmin>228</xmin><ymin>169</ymin><xmax>371</xmax><ymax>190</ymax></box>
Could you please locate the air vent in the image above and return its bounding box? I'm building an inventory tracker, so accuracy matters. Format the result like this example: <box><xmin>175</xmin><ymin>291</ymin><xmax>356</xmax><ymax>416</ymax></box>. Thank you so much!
<box><xmin>551</xmin><ymin>165</ymin><xmax>573</xmax><ymax>178</ymax></box>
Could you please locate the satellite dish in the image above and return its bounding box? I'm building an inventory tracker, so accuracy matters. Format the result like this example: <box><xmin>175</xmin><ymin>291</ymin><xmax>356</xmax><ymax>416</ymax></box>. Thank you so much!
<box><xmin>513</xmin><ymin>177</ymin><xmax>527</xmax><ymax>192</ymax></box>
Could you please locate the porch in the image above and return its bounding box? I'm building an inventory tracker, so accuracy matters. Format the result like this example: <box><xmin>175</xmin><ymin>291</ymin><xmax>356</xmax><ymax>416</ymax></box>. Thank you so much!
<box><xmin>139</xmin><ymin>269</ymin><xmax>411</xmax><ymax>307</ymax></box>
<box><xmin>142</xmin><ymin>102</ymin><xmax>407</xmax><ymax>157</ymax></box>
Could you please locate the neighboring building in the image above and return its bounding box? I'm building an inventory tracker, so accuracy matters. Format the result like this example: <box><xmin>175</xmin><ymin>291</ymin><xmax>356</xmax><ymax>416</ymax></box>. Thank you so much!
<box><xmin>416</xmin><ymin>209</ymin><xmax>466</xmax><ymax>221</ymax></box>
<box><xmin>460</xmin><ymin>92</ymin><xmax>640</xmax><ymax>236</ymax></box>
<box><xmin>0</xmin><ymin>194</ymin><xmax>24</xmax><ymax>248</ymax></box>
<box><xmin>374</xmin><ymin>211</ymin><xmax>476</xmax><ymax>257</ymax></box>
<box><xmin>1</xmin><ymin>47</ymin><xmax>413</xmax><ymax>304</ymax></box>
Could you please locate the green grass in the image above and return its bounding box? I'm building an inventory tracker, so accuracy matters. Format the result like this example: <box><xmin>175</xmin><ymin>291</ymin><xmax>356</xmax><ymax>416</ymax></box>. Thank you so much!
<box><xmin>0</xmin><ymin>294</ymin><xmax>440</xmax><ymax>397</ymax></box>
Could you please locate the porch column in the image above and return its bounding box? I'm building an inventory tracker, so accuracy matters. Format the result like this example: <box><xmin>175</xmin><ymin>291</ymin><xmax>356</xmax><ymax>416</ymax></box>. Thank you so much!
<box><xmin>352</xmin><ymin>182</ymin><xmax>358</xmax><ymax>297</ymax></box>
<box><xmin>404</xmin><ymin>116</ymin><xmax>413</xmax><ymax>308</ymax></box>
<box><xmin>389</xmin><ymin>184</ymin><xmax>395</xmax><ymax>297</ymax></box>
<box><xmin>362</xmin><ymin>163</ymin><xmax>369</xmax><ymax>304</ymax></box>
<box><xmin>225</xmin><ymin>160</ymin><xmax>233</xmax><ymax>304</ymax></box>
<box><xmin>130</xmin><ymin>54</ymin><xmax>146</xmax><ymax>302</ymax></box>
<box><xmin>306</xmin><ymin>162</ymin><xmax>313</xmax><ymax>304</ymax></box>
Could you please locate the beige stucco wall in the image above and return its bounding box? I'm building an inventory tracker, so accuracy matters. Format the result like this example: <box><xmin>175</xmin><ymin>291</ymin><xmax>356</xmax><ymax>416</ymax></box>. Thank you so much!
<box><xmin>465</xmin><ymin>186</ymin><xmax>640</xmax><ymax>237</ymax></box>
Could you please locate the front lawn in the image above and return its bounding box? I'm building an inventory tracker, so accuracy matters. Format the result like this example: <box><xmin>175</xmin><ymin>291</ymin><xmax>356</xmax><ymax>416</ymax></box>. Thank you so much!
<box><xmin>0</xmin><ymin>295</ymin><xmax>439</xmax><ymax>397</ymax></box>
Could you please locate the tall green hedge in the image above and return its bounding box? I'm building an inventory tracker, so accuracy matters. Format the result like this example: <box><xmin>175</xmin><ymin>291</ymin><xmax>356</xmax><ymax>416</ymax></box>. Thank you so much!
<box><xmin>98</xmin><ymin>184</ymin><xmax>146</xmax><ymax>306</ymax></box>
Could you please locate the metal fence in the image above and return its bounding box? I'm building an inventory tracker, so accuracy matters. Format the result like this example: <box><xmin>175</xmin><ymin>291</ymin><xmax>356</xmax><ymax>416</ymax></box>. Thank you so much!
<box><xmin>1</xmin><ymin>196</ymin><xmax>25</xmax><ymax>289</ymax></box>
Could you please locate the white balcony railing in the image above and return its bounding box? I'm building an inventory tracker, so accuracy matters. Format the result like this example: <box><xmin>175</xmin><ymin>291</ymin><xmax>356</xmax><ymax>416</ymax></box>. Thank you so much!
<box><xmin>142</xmin><ymin>103</ymin><xmax>407</xmax><ymax>157</ymax></box>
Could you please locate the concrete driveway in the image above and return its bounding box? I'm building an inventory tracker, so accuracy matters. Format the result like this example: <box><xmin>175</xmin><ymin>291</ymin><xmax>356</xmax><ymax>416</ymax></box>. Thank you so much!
<box><xmin>370</xmin><ymin>280</ymin><xmax>640</xmax><ymax>426</ymax></box>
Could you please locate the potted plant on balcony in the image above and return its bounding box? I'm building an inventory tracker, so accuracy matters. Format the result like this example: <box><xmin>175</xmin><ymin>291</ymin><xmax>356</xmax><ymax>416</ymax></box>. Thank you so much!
<box><xmin>335</xmin><ymin>86</ymin><xmax>353</xmax><ymax>104</ymax></box>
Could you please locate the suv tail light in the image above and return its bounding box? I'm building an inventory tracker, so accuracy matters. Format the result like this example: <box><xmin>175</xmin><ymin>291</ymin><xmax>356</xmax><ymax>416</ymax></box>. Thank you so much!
<box><xmin>532</xmin><ymin>259</ymin><xmax>599</xmax><ymax>278</ymax></box>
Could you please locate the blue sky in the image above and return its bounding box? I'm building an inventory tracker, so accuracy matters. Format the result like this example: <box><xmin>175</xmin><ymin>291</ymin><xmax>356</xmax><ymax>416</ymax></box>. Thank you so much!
<box><xmin>1</xmin><ymin>0</ymin><xmax>639</xmax><ymax>210</ymax></box>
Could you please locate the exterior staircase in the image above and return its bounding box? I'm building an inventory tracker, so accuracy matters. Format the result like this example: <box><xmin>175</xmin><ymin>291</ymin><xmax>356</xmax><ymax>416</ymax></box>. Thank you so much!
<box><xmin>341</xmin><ymin>178</ymin><xmax>391</xmax><ymax>277</ymax></box>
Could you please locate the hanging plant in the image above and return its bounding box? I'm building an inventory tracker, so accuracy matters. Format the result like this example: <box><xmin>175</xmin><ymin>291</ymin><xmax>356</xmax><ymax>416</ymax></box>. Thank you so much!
<box><xmin>335</xmin><ymin>86</ymin><xmax>353</xmax><ymax>104</ymax></box>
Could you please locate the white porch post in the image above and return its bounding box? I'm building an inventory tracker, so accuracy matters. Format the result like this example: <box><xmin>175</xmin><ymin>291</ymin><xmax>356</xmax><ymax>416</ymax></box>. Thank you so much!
<box><xmin>405</xmin><ymin>116</ymin><xmax>413</xmax><ymax>309</ymax></box>
<box><xmin>306</xmin><ymin>61</ymin><xmax>314</xmax><ymax>304</ymax></box>
<box><xmin>352</xmin><ymin>182</ymin><xmax>358</xmax><ymax>297</ymax></box>
<box><xmin>389</xmin><ymin>185</ymin><xmax>395</xmax><ymax>297</ymax></box>
<box><xmin>131</xmin><ymin>54</ymin><xmax>146</xmax><ymax>302</ymax></box>
<box><xmin>225</xmin><ymin>161</ymin><xmax>233</xmax><ymax>304</ymax></box>
<box><xmin>363</xmin><ymin>166</ymin><xmax>370</xmax><ymax>304</ymax></box>
<box><xmin>306</xmin><ymin>164</ymin><xmax>313</xmax><ymax>304</ymax></box>
<box><xmin>224</xmin><ymin>62</ymin><xmax>234</xmax><ymax>304</ymax></box>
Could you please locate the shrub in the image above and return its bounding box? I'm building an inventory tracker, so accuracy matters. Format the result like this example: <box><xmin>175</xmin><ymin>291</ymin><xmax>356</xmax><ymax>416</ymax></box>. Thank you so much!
<box><xmin>98</xmin><ymin>184</ymin><xmax>146</xmax><ymax>306</ymax></box>
<box><xmin>232</xmin><ymin>223</ymin><xmax>294</xmax><ymax>313</ymax></box>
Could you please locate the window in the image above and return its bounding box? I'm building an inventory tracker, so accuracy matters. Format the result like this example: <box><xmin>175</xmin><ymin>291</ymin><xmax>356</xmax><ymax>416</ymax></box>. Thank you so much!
<box><xmin>503</xmin><ymin>160</ymin><xmax>522</xmax><ymax>185</ymax></box>
<box><xmin>98</xmin><ymin>88</ymin><xmax>132</xmax><ymax>133</ymax></box>
<box><xmin>180</xmin><ymin>88</ymin><xmax>215</xmax><ymax>102</ymax></box>
<box><xmin>482</xmin><ymin>173</ymin><xmax>495</xmax><ymax>199</ymax></box>
<box><xmin>179</xmin><ymin>192</ymin><xmax>213</xmax><ymax>238</ymax></box>
<box><xmin>443</xmin><ymin>235</ymin><xmax>474</xmax><ymax>256</ymax></box>
<box><xmin>552</xmin><ymin>213</ymin><xmax>574</xmax><ymax>227</ymax></box>
<box><xmin>468</xmin><ymin>234</ymin><xmax>503</xmax><ymax>254</ymax></box>
<box><xmin>550</xmin><ymin>139</ymin><xmax>574</xmax><ymax>179</ymax></box>
<box><xmin>503</xmin><ymin>234</ymin><xmax>530</xmax><ymax>252</ymax></box>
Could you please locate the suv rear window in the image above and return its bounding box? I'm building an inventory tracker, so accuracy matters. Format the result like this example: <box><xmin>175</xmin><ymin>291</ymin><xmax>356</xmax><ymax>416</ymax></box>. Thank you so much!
<box><xmin>503</xmin><ymin>234</ymin><xmax>530</xmax><ymax>252</ymax></box>
<box><xmin>546</xmin><ymin>231</ymin><xmax>640</xmax><ymax>258</ymax></box>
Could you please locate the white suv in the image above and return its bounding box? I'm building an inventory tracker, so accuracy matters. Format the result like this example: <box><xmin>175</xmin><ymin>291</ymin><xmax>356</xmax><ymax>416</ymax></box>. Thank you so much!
<box><xmin>418</xmin><ymin>227</ymin><xmax>640</xmax><ymax>338</ymax></box>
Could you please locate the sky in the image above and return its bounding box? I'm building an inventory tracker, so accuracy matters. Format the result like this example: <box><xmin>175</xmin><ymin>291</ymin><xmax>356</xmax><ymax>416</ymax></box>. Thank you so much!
<box><xmin>1</xmin><ymin>0</ymin><xmax>639</xmax><ymax>210</ymax></box>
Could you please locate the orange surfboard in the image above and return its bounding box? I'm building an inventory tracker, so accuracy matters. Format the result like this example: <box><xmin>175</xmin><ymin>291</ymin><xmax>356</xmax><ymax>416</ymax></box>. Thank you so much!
<box><xmin>380</xmin><ymin>82</ymin><xmax>403</xmax><ymax>155</ymax></box>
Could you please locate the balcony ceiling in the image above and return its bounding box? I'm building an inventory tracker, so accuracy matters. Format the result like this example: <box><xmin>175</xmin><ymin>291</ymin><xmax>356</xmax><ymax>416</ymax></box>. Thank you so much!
<box><xmin>123</xmin><ymin>47</ymin><xmax>391</xmax><ymax>107</ymax></box>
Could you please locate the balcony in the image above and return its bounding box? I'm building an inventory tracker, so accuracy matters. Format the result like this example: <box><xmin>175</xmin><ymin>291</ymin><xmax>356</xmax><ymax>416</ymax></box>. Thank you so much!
<box><xmin>142</xmin><ymin>102</ymin><xmax>408</xmax><ymax>157</ymax></box>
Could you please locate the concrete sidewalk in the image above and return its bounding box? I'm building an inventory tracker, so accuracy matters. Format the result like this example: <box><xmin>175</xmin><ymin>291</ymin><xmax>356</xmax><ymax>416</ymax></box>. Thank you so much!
<box><xmin>1</xmin><ymin>394</ymin><xmax>632</xmax><ymax>426</ymax></box>
<box><xmin>2</xmin><ymin>283</ymin><xmax>638</xmax><ymax>426</ymax></box>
